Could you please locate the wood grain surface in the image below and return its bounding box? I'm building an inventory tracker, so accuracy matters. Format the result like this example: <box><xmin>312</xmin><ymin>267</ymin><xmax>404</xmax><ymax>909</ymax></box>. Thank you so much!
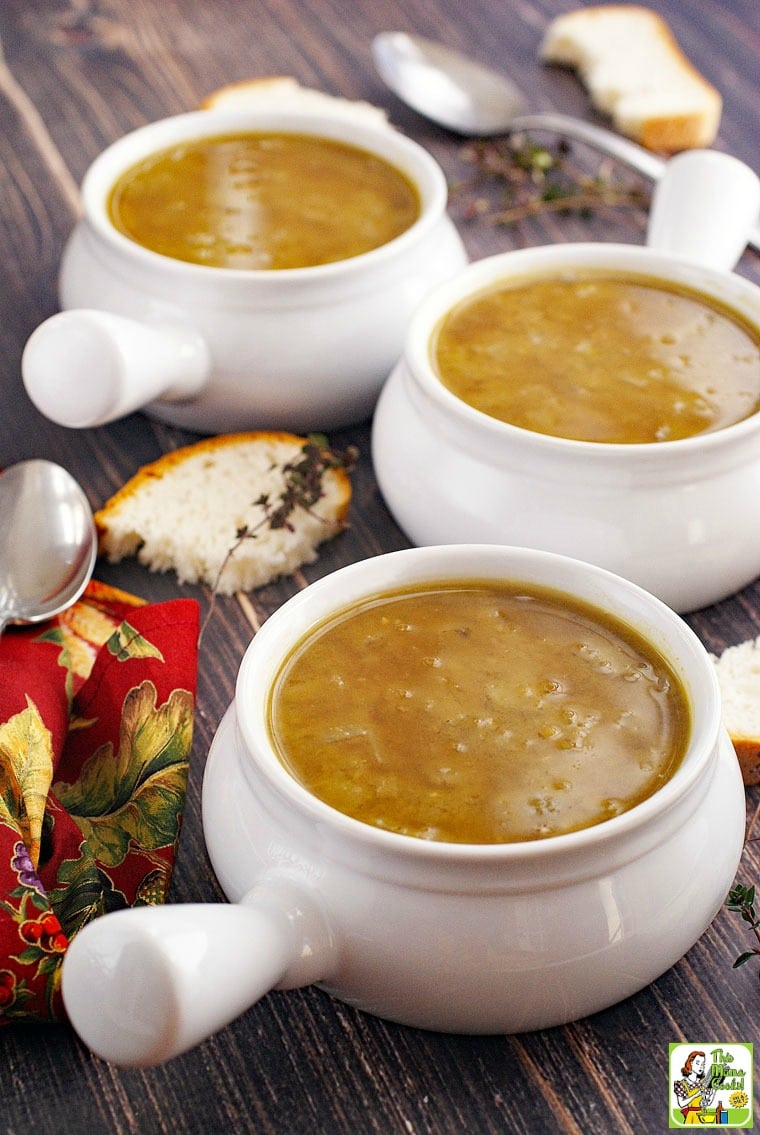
<box><xmin>1</xmin><ymin>1</ymin><xmax>758</xmax><ymax>1132</ymax></box>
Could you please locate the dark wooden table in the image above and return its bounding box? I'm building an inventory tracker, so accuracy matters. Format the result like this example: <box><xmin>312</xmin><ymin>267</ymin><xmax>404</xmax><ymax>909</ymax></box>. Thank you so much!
<box><xmin>2</xmin><ymin>2</ymin><xmax>758</xmax><ymax>1132</ymax></box>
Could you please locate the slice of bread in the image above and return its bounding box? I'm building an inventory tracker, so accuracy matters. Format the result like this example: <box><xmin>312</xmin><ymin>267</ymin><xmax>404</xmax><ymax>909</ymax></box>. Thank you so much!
<box><xmin>201</xmin><ymin>75</ymin><xmax>390</xmax><ymax>128</ymax></box>
<box><xmin>711</xmin><ymin>637</ymin><xmax>760</xmax><ymax>785</ymax></box>
<box><xmin>540</xmin><ymin>5</ymin><xmax>722</xmax><ymax>152</ymax></box>
<box><xmin>94</xmin><ymin>432</ymin><xmax>352</xmax><ymax>595</ymax></box>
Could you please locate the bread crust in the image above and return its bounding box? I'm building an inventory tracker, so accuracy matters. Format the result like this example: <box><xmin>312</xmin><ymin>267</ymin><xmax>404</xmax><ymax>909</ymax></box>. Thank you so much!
<box><xmin>200</xmin><ymin>76</ymin><xmax>300</xmax><ymax>109</ymax></box>
<box><xmin>730</xmin><ymin>739</ymin><xmax>760</xmax><ymax>787</ymax></box>
<box><xmin>200</xmin><ymin>76</ymin><xmax>389</xmax><ymax>126</ymax></box>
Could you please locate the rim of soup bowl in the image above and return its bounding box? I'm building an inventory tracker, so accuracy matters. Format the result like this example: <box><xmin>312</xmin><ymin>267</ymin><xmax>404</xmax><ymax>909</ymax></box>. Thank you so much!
<box><xmin>233</xmin><ymin>544</ymin><xmax>723</xmax><ymax>876</ymax></box>
<box><xmin>78</xmin><ymin>109</ymin><xmax>451</xmax><ymax>286</ymax></box>
<box><xmin>401</xmin><ymin>243</ymin><xmax>760</xmax><ymax>469</ymax></box>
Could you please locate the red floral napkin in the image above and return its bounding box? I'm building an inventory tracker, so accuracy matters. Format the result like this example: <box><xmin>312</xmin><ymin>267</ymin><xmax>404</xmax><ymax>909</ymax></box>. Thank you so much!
<box><xmin>0</xmin><ymin>580</ymin><xmax>199</xmax><ymax>1023</ymax></box>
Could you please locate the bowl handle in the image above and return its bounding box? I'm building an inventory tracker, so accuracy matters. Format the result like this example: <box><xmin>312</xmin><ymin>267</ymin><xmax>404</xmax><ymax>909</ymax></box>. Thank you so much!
<box><xmin>60</xmin><ymin>881</ymin><xmax>335</xmax><ymax>1066</ymax></box>
<box><xmin>646</xmin><ymin>149</ymin><xmax>760</xmax><ymax>271</ymax></box>
<box><xmin>21</xmin><ymin>309</ymin><xmax>211</xmax><ymax>428</ymax></box>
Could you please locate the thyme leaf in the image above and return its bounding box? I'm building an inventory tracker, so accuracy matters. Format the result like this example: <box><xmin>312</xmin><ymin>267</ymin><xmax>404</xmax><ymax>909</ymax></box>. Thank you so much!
<box><xmin>725</xmin><ymin>882</ymin><xmax>760</xmax><ymax>975</ymax></box>
<box><xmin>449</xmin><ymin>133</ymin><xmax>650</xmax><ymax>227</ymax></box>
<box><xmin>199</xmin><ymin>435</ymin><xmax>357</xmax><ymax>641</ymax></box>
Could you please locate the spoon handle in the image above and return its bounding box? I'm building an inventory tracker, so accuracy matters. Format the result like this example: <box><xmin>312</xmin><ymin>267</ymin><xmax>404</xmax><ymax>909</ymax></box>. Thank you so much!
<box><xmin>510</xmin><ymin>112</ymin><xmax>760</xmax><ymax>255</ymax></box>
<box><xmin>509</xmin><ymin>112</ymin><xmax>666</xmax><ymax>179</ymax></box>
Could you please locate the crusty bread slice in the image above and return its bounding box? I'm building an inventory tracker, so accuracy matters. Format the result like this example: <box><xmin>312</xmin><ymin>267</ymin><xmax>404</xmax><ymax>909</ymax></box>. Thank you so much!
<box><xmin>540</xmin><ymin>5</ymin><xmax>722</xmax><ymax>152</ymax></box>
<box><xmin>201</xmin><ymin>75</ymin><xmax>390</xmax><ymax>128</ymax></box>
<box><xmin>711</xmin><ymin>636</ymin><xmax>760</xmax><ymax>786</ymax></box>
<box><xmin>94</xmin><ymin>432</ymin><xmax>352</xmax><ymax>595</ymax></box>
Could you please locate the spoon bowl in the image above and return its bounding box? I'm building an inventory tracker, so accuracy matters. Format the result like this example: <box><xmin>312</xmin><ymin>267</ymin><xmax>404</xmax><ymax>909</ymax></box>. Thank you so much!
<box><xmin>372</xmin><ymin>29</ymin><xmax>665</xmax><ymax>170</ymax></box>
<box><xmin>373</xmin><ymin>30</ymin><xmax>528</xmax><ymax>135</ymax></box>
<box><xmin>0</xmin><ymin>459</ymin><xmax>97</xmax><ymax>635</ymax></box>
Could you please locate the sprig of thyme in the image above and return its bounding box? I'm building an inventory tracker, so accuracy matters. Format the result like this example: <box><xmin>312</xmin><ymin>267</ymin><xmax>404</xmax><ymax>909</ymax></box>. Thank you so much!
<box><xmin>725</xmin><ymin>800</ymin><xmax>760</xmax><ymax>978</ymax></box>
<box><xmin>199</xmin><ymin>434</ymin><xmax>357</xmax><ymax>641</ymax></box>
<box><xmin>725</xmin><ymin>883</ymin><xmax>760</xmax><ymax>975</ymax></box>
<box><xmin>449</xmin><ymin>133</ymin><xmax>650</xmax><ymax>227</ymax></box>
<box><xmin>245</xmin><ymin>434</ymin><xmax>357</xmax><ymax>535</ymax></box>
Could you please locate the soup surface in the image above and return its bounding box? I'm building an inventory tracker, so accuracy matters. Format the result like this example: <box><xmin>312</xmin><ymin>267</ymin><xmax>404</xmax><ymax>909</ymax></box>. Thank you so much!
<box><xmin>108</xmin><ymin>131</ymin><xmax>421</xmax><ymax>269</ymax></box>
<box><xmin>433</xmin><ymin>273</ymin><xmax>760</xmax><ymax>443</ymax></box>
<box><xmin>268</xmin><ymin>580</ymin><xmax>691</xmax><ymax>843</ymax></box>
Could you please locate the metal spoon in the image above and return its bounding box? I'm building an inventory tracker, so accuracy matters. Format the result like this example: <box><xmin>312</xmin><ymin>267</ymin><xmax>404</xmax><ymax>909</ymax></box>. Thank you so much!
<box><xmin>372</xmin><ymin>31</ymin><xmax>760</xmax><ymax>253</ymax></box>
<box><xmin>0</xmin><ymin>459</ymin><xmax>97</xmax><ymax>637</ymax></box>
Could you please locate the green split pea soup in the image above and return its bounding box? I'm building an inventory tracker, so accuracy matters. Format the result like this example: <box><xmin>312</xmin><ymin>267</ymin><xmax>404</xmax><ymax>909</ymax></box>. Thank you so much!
<box><xmin>268</xmin><ymin>580</ymin><xmax>691</xmax><ymax>844</ymax></box>
<box><xmin>107</xmin><ymin>131</ymin><xmax>421</xmax><ymax>270</ymax></box>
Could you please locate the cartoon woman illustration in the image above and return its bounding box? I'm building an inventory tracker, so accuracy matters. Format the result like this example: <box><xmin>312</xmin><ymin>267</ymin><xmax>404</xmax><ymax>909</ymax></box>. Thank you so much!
<box><xmin>673</xmin><ymin>1051</ymin><xmax>716</xmax><ymax>1124</ymax></box>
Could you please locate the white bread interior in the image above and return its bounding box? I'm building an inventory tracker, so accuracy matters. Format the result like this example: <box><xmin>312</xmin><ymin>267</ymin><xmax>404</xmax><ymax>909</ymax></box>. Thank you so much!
<box><xmin>540</xmin><ymin>5</ymin><xmax>722</xmax><ymax>152</ymax></box>
<box><xmin>711</xmin><ymin>636</ymin><xmax>760</xmax><ymax>785</ymax></box>
<box><xmin>95</xmin><ymin>432</ymin><xmax>351</xmax><ymax>595</ymax></box>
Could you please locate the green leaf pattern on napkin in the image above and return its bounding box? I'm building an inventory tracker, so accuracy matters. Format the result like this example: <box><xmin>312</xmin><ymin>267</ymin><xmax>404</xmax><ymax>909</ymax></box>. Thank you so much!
<box><xmin>0</xmin><ymin>593</ymin><xmax>198</xmax><ymax>1024</ymax></box>
<box><xmin>53</xmin><ymin>680</ymin><xmax>192</xmax><ymax>867</ymax></box>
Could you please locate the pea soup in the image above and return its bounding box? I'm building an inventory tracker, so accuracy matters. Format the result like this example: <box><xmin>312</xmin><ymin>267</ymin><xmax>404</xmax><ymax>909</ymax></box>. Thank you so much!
<box><xmin>108</xmin><ymin>131</ymin><xmax>421</xmax><ymax>269</ymax></box>
<box><xmin>268</xmin><ymin>580</ymin><xmax>691</xmax><ymax>843</ymax></box>
<box><xmin>432</xmin><ymin>273</ymin><xmax>760</xmax><ymax>443</ymax></box>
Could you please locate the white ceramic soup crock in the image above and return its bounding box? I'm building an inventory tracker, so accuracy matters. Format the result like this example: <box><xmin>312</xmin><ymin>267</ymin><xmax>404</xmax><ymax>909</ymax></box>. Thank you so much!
<box><xmin>61</xmin><ymin>544</ymin><xmax>745</xmax><ymax>1068</ymax></box>
<box><xmin>21</xmin><ymin>109</ymin><xmax>467</xmax><ymax>433</ymax></box>
<box><xmin>372</xmin><ymin>151</ymin><xmax>760</xmax><ymax>613</ymax></box>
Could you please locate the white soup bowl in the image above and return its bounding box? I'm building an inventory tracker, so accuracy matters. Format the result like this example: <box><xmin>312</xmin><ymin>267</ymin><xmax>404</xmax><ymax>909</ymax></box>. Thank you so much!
<box><xmin>22</xmin><ymin>109</ymin><xmax>467</xmax><ymax>433</ymax></box>
<box><xmin>372</xmin><ymin>151</ymin><xmax>760</xmax><ymax>612</ymax></box>
<box><xmin>60</xmin><ymin>544</ymin><xmax>745</xmax><ymax>1066</ymax></box>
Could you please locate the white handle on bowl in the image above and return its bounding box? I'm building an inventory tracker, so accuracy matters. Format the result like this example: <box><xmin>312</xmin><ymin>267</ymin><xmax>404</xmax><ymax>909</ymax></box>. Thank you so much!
<box><xmin>646</xmin><ymin>149</ymin><xmax>760</xmax><ymax>271</ymax></box>
<box><xmin>60</xmin><ymin>881</ymin><xmax>335</xmax><ymax>1067</ymax></box>
<box><xmin>21</xmin><ymin>309</ymin><xmax>211</xmax><ymax>428</ymax></box>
